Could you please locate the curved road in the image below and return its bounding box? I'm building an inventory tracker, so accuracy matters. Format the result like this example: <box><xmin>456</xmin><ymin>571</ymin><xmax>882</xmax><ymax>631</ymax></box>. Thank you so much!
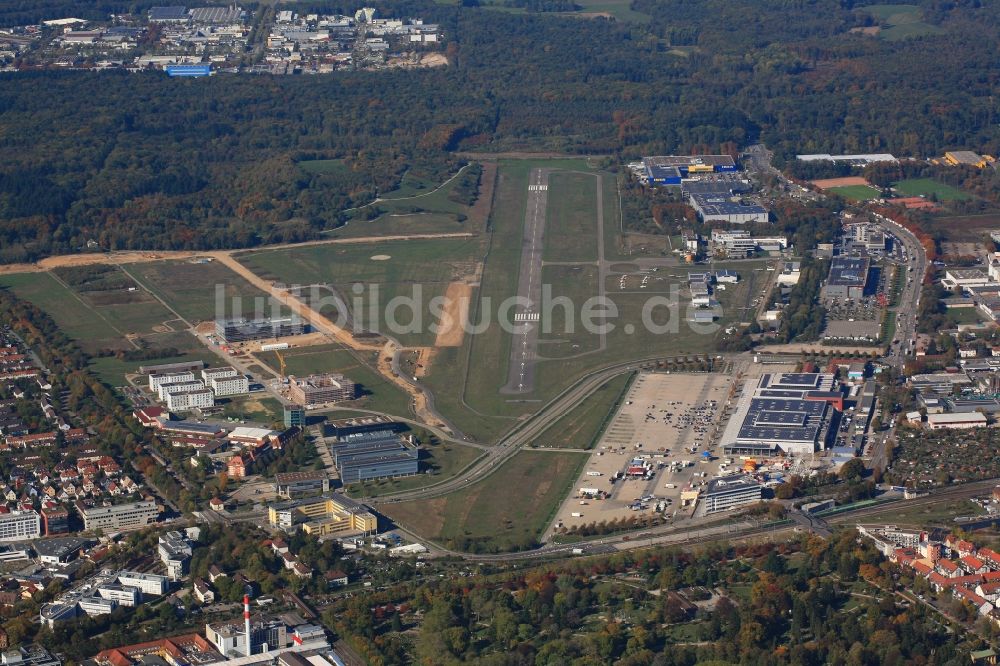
<box><xmin>363</xmin><ymin>353</ymin><xmax>732</xmax><ymax>505</ymax></box>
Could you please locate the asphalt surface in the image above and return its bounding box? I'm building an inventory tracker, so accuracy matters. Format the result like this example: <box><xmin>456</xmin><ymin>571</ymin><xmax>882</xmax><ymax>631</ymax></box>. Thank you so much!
<box><xmin>502</xmin><ymin>168</ymin><xmax>549</xmax><ymax>395</ymax></box>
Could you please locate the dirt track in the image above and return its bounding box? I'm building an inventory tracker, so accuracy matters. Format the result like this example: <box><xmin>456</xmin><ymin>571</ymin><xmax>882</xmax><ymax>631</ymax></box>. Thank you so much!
<box><xmin>0</xmin><ymin>232</ymin><xmax>475</xmax><ymax>275</ymax></box>
<box><xmin>0</xmin><ymin>232</ymin><xmax>476</xmax><ymax>429</ymax></box>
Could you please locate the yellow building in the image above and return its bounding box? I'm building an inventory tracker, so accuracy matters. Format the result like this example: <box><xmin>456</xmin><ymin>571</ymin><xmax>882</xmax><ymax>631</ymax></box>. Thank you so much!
<box><xmin>944</xmin><ymin>150</ymin><xmax>991</xmax><ymax>169</ymax></box>
<box><xmin>268</xmin><ymin>493</ymin><xmax>377</xmax><ymax>536</ymax></box>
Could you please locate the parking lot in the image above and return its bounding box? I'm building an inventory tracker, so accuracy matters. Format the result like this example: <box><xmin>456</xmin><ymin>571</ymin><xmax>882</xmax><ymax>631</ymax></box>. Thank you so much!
<box><xmin>550</xmin><ymin>372</ymin><xmax>736</xmax><ymax>533</ymax></box>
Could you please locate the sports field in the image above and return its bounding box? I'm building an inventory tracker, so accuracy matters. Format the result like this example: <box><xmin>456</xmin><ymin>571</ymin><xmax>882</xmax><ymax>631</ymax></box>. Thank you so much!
<box><xmin>828</xmin><ymin>184</ymin><xmax>882</xmax><ymax>201</ymax></box>
<box><xmin>893</xmin><ymin>178</ymin><xmax>970</xmax><ymax>201</ymax></box>
<box><xmin>383</xmin><ymin>449</ymin><xmax>588</xmax><ymax>552</ymax></box>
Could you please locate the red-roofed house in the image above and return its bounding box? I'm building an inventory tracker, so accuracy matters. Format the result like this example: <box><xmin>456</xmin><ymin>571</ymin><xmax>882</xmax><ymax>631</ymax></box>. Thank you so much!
<box><xmin>980</xmin><ymin>548</ymin><xmax>1000</xmax><ymax>569</ymax></box>
<box><xmin>977</xmin><ymin>582</ymin><xmax>1000</xmax><ymax>603</ymax></box>
<box><xmin>961</xmin><ymin>555</ymin><xmax>989</xmax><ymax>575</ymax></box>
<box><xmin>227</xmin><ymin>455</ymin><xmax>246</xmax><ymax>479</ymax></box>
<box><xmin>913</xmin><ymin>560</ymin><xmax>934</xmax><ymax>576</ymax></box>
<box><xmin>132</xmin><ymin>406</ymin><xmax>167</xmax><ymax>427</ymax></box>
<box><xmin>954</xmin><ymin>586</ymin><xmax>993</xmax><ymax>613</ymax></box>
<box><xmin>937</xmin><ymin>559</ymin><xmax>960</xmax><ymax>577</ymax></box>
<box><xmin>958</xmin><ymin>540</ymin><xmax>977</xmax><ymax>557</ymax></box>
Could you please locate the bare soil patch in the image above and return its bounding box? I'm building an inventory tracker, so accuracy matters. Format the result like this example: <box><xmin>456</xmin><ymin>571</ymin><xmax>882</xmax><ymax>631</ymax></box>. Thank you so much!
<box><xmin>811</xmin><ymin>176</ymin><xmax>871</xmax><ymax>189</ymax></box>
<box><xmin>434</xmin><ymin>282</ymin><xmax>473</xmax><ymax>348</ymax></box>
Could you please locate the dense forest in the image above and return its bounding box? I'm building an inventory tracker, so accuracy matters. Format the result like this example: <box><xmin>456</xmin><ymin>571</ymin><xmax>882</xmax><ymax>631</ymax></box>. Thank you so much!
<box><xmin>324</xmin><ymin>531</ymin><xmax>984</xmax><ymax>665</ymax></box>
<box><xmin>1</xmin><ymin>0</ymin><xmax>999</xmax><ymax>261</ymax></box>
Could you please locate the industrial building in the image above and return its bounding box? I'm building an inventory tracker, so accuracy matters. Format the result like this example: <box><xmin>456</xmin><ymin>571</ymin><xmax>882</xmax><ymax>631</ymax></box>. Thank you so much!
<box><xmin>77</xmin><ymin>500</ymin><xmax>159</xmax><ymax>531</ymax></box>
<box><xmin>711</xmin><ymin>230</ymin><xmax>788</xmax><ymax>258</ymax></box>
<box><xmin>0</xmin><ymin>510</ymin><xmax>41</xmax><ymax>542</ymax></box>
<box><xmin>274</xmin><ymin>471</ymin><xmax>331</xmax><ymax>499</ymax></box>
<box><xmin>944</xmin><ymin>150</ymin><xmax>991</xmax><ymax>169</ymax></box>
<box><xmin>205</xmin><ymin>613</ymin><xmax>286</xmax><ymax>658</ymax></box>
<box><xmin>92</xmin><ymin>634</ymin><xmax>224</xmax><ymax>666</ymax></box>
<box><xmin>326</xmin><ymin>415</ymin><xmax>402</xmax><ymax>438</ymax></box>
<box><xmin>642</xmin><ymin>155</ymin><xmax>738</xmax><ymax>185</ymax></box>
<box><xmin>267</xmin><ymin>493</ymin><xmax>377</xmax><ymax>537</ymax></box>
<box><xmin>689</xmin><ymin>193</ymin><xmax>768</xmax><ymax>224</ymax></box>
<box><xmin>165</xmin><ymin>64</ymin><xmax>212</xmax><ymax>77</ymax></box>
<box><xmin>288</xmin><ymin>373</ymin><xmax>357</xmax><ymax>406</ymax></box>
<box><xmin>148</xmin><ymin>6</ymin><xmax>190</xmax><ymax>22</ymax></box>
<box><xmin>330</xmin><ymin>430</ymin><xmax>419</xmax><ymax>483</ymax></box>
<box><xmin>139</xmin><ymin>360</ymin><xmax>205</xmax><ymax>375</ymax></box>
<box><xmin>926</xmin><ymin>412</ymin><xmax>989</xmax><ymax>430</ymax></box>
<box><xmin>215</xmin><ymin>317</ymin><xmax>305</xmax><ymax>344</ymax></box>
<box><xmin>701</xmin><ymin>475</ymin><xmax>763</xmax><ymax>514</ymax></box>
<box><xmin>721</xmin><ymin>373</ymin><xmax>839</xmax><ymax>457</ymax></box>
<box><xmin>822</xmin><ymin>257</ymin><xmax>870</xmax><ymax>299</ymax></box>
<box><xmin>796</xmin><ymin>153</ymin><xmax>897</xmax><ymax>165</ymax></box>
<box><xmin>189</xmin><ymin>6</ymin><xmax>245</xmax><ymax>23</ymax></box>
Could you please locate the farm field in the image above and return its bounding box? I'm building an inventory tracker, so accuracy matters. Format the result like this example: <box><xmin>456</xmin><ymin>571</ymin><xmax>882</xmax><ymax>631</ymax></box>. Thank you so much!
<box><xmin>828</xmin><ymin>184</ymin><xmax>881</xmax><ymax>201</ymax></box>
<box><xmin>383</xmin><ymin>449</ymin><xmax>588</xmax><ymax>553</ymax></box>
<box><xmin>531</xmin><ymin>371</ymin><xmax>634</xmax><ymax>449</ymax></box>
<box><xmin>126</xmin><ymin>259</ymin><xmax>275</xmax><ymax>324</ymax></box>
<box><xmin>893</xmin><ymin>178</ymin><xmax>971</xmax><ymax>201</ymax></box>
<box><xmin>345</xmin><ymin>439</ymin><xmax>483</xmax><ymax>497</ymax></box>
<box><xmin>565</xmin><ymin>0</ymin><xmax>651</xmax><ymax>22</ymax></box>
<box><xmin>544</xmin><ymin>171</ymin><xmax>599</xmax><ymax>263</ymax></box>
<box><xmin>255</xmin><ymin>344</ymin><xmax>413</xmax><ymax>418</ymax></box>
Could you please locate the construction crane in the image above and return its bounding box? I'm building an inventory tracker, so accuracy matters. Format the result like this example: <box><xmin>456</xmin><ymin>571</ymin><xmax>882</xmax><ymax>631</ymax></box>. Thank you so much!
<box><xmin>275</xmin><ymin>350</ymin><xmax>287</xmax><ymax>378</ymax></box>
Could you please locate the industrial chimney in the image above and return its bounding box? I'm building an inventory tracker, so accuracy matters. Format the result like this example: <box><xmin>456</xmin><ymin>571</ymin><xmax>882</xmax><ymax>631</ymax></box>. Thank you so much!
<box><xmin>244</xmin><ymin>594</ymin><xmax>252</xmax><ymax>657</ymax></box>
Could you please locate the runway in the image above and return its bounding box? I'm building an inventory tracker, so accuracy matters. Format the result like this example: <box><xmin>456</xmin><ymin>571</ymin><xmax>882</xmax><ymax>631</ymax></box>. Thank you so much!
<box><xmin>501</xmin><ymin>168</ymin><xmax>548</xmax><ymax>394</ymax></box>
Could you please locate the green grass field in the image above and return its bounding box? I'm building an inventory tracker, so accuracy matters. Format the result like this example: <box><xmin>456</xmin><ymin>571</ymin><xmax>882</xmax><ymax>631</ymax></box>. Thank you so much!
<box><xmin>893</xmin><ymin>178</ymin><xmax>971</xmax><ymax>201</ymax></box>
<box><xmin>346</xmin><ymin>439</ymin><xmax>483</xmax><ymax>497</ymax></box>
<box><xmin>828</xmin><ymin>185</ymin><xmax>882</xmax><ymax>201</ymax></box>
<box><xmin>255</xmin><ymin>344</ymin><xmax>414</xmax><ymax>418</ymax></box>
<box><xmin>383</xmin><ymin>449</ymin><xmax>588</xmax><ymax>552</ymax></box>
<box><xmin>532</xmin><ymin>371</ymin><xmax>634</xmax><ymax>449</ymax></box>
<box><xmin>947</xmin><ymin>306</ymin><xmax>985</xmax><ymax>325</ymax></box>
<box><xmin>237</xmin><ymin>237</ymin><xmax>483</xmax><ymax>347</ymax></box>
<box><xmin>860</xmin><ymin>4</ymin><xmax>942</xmax><ymax>40</ymax></box>
<box><xmin>536</xmin><ymin>263</ymin><xmax>603</xmax><ymax>358</ymax></box>
<box><xmin>126</xmin><ymin>260</ymin><xmax>275</xmax><ymax>324</ymax></box>
<box><xmin>220</xmin><ymin>395</ymin><xmax>285</xmax><ymax>425</ymax></box>
<box><xmin>544</xmin><ymin>172</ymin><xmax>599</xmax><ymax>262</ymax></box>
<box><xmin>564</xmin><ymin>0</ymin><xmax>651</xmax><ymax>22</ymax></box>
<box><xmin>0</xmin><ymin>272</ymin><xmax>124</xmax><ymax>350</ymax></box>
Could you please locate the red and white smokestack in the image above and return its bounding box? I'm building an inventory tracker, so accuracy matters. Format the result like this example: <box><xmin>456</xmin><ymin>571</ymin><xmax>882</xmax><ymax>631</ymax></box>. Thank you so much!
<box><xmin>244</xmin><ymin>594</ymin><xmax>252</xmax><ymax>657</ymax></box>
